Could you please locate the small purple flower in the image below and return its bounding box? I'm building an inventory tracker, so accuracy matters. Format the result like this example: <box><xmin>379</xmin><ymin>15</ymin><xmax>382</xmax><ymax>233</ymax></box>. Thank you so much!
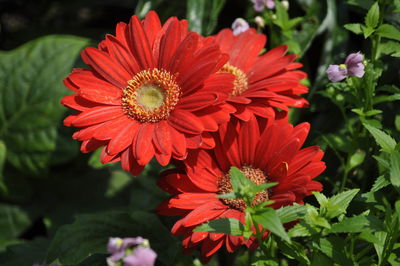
<box><xmin>345</xmin><ymin>52</ymin><xmax>365</xmax><ymax>77</ymax></box>
<box><xmin>251</xmin><ymin>0</ymin><xmax>275</xmax><ymax>11</ymax></box>
<box><xmin>107</xmin><ymin>237</ymin><xmax>156</xmax><ymax>266</ymax></box>
<box><xmin>326</xmin><ymin>64</ymin><xmax>348</xmax><ymax>82</ymax></box>
<box><xmin>231</xmin><ymin>18</ymin><xmax>249</xmax><ymax>36</ymax></box>
<box><xmin>326</xmin><ymin>52</ymin><xmax>365</xmax><ymax>82</ymax></box>
<box><xmin>123</xmin><ymin>246</ymin><xmax>157</xmax><ymax>266</ymax></box>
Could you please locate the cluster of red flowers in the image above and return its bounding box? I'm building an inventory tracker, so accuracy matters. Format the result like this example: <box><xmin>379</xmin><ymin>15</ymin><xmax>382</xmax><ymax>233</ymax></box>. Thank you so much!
<box><xmin>62</xmin><ymin>11</ymin><xmax>325</xmax><ymax>263</ymax></box>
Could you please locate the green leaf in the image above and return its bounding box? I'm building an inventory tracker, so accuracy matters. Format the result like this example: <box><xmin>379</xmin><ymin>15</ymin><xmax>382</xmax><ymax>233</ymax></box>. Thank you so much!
<box><xmin>363</xmin><ymin>123</ymin><xmax>397</xmax><ymax>153</ymax></box>
<box><xmin>362</xmin><ymin>25</ymin><xmax>376</xmax><ymax>38</ymax></box>
<box><xmin>347</xmin><ymin>149</ymin><xmax>366</xmax><ymax>171</ymax></box>
<box><xmin>344</xmin><ymin>23</ymin><xmax>363</xmax><ymax>34</ymax></box>
<box><xmin>0</xmin><ymin>204</ymin><xmax>30</xmax><ymax>239</ymax></box>
<box><xmin>0</xmin><ymin>141</ymin><xmax>6</xmax><ymax>193</ymax></box>
<box><xmin>373</xmin><ymin>93</ymin><xmax>400</xmax><ymax>104</ymax></box>
<box><xmin>325</xmin><ymin>189</ymin><xmax>359</xmax><ymax>219</ymax></box>
<box><xmin>88</xmin><ymin>148</ymin><xmax>106</xmax><ymax>169</ymax></box>
<box><xmin>274</xmin><ymin>1</ymin><xmax>290</xmax><ymax>30</ymax></box>
<box><xmin>316</xmin><ymin>237</ymin><xmax>353</xmax><ymax>265</ymax></box>
<box><xmin>376</xmin><ymin>24</ymin><xmax>400</xmax><ymax>41</ymax></box>
<box><xmin>288</xmin><ymin>222</ymin><xmax>314</xmax><ymax>237</ymax></box>
<box><xmin>390</xmin><ymin>151</ymin><xmax>400</xmax><ymax>187</ymax></box>
<box><xmin>365</xmin><ymin>2</ymin><xmax>380</xmax><ymax>29</ymax></box>
<box><xmin>328</xmin><ymin>215</ymin><xmax>384</xmax><ymax>233</ymax></box>
<box><xmin>275</xmin><ymin>238</ymin><xmax>310</xmax><ymax>265</ymax></box>
<box><xmin>253</xmin><ymin>208</ymin><xmax>290</xmax><ymax>242</ymax></box>
<box><xmin>0</xmin><ymin>238</ymin><xmax>50</xmax><ymax>266</ymax></box>
<box><xmin>0</xmin><ymin>35</ymin><xmax>88</xmax><ymax>175</ymax></box>
<box><xmin>347</xmin><ymin>0</ymin><xmax>374</xmax><ymax>9</ymax></box>
<box><xmin>193</xmin><ymin>218</ymin><xmax>244</xmax><ymax>236</ymax></box>
<box><xmin>370</xmin><ymin>175</ymin><xmax>390</xmax><ymax>193</ymax></box>
<box><xmin>276</xmin><ymin>204</ymin><xmax>307</xmax><ymax>224</ymax></box>
<box><xmin>186</xmin><ymin>0</ymin><xmax>226</xmax><ymax>35</ymax></box>
<box><xmin>46</xmin><ymin>211</ymin><xmax>178</xmax><ymax>265</ymax></box>
<box><xmin>134</xmin><ymin>0</ymin><xmax>164</xmax><ymax>18</ymax></box>
<box><xmin>396</xmin><ymin>115</ymin><xmax>400</xmax><ymax>131</ymax></box>
<box><xmin>313</xmin><ymin>192</ymin><xmax>329</xmax><ymax>207</ymax></box>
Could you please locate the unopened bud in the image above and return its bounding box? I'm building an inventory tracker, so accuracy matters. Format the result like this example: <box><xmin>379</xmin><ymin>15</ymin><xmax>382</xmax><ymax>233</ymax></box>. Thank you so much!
<box><xmin>254</xmin><ymin>16</ymin><xmax>265</xmax><ymax>28</ymax></box>
<box><xmin>282</xmin><ymin>0</ymin><xmax>289</xmax><ymax>10</ymax></box>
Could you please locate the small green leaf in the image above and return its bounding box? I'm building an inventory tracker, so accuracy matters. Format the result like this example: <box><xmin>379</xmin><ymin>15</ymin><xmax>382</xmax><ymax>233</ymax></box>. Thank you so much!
<box><xmin>274</xmin><ymin>1</ymin><xmax>290</xmax><ymax>30</ymax></box>
<box><xmin>276</xmin><ymin>204</ymin><xmax>307</xmax><ymax>224</ymax></box>
<box><xmin>365</xmin><ymin>2</ymin><xmax>380</xmax><ymax>29</ymax></box>
<box><xmin>253</xmin><ymin>208</ymin><xmax>290</xmax><ymax>242</ymax></box>
<box><xmin>344</xmin><ymin>23</ymin><xmax>363</xmax><ymax>34</ymax></box>
<box><xmin>362</xmin><ymin>25</ymin><xmax>376</xmax><ymax>38</ymax></box>
<box><xmin>313</xmin><ymin>192</ymin><xmax>329</xmax><ymax>207</ymax></box>
<box><xmin>193</xmin><ymin>218</ymin><xmax>244</xmax><ymax>236</ymax></box>
<box><xmin>363</xmin><ymin>123</ymin><xmax>396</xmax><ymax>153</ymax></box>
<box><xmin>395</xmin><ymin>115</ymin><xmax>400</xmax><ymax>131</ymax></box>
<box><xmin>275</xmin><ymin>238</ymin><xmax>310</xmax><ymax>265</ymax></box>
<box><xmin>376</xmin><ymin>24</ymin><xmax>400</xmax><ymax>41</ymax></box>
<box><xmin>390</xmin><ymin>151</ymin><xmax>400</xmax><ymax>187</ymax></box>
<box><xmin>370</xmin><ymin>175</ymin><xmax>390</xmax><ymax>192</ymax></box>
<box><xmin>328</xmin><ymin>215</ymin><xmax>384</xmax><ymax>233</ymax></box>
<box><xmin>316</xmin><ymin>237</ymin><xmax>352</xmax><ymax>265</ymax></box>
<box><xmin>0</xmin><ymin>141</ymin><xmax>6</xmax><ymax>192</ymax></box>
<box><xmin>288</xmin><ymin>222</ymin><xmax>314</xmax><ymax>237</ymax></box>
<box><xmin>325</xmin><ymin>189</ymin><xmax>359</xmax><ymax>219</ymax></box>
<box><xmin>347</xmin><ymin>149</ymin><xmax>366</xmax><ymax>171</ymax></box>
<box><xmin>88</xmin><ymin>148</ymin><xmax>106</xmax><ymax>169</ymax></box>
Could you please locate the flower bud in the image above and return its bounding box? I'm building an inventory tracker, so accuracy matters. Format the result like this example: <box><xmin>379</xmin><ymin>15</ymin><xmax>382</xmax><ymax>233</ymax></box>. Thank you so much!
<box><xmin>254</xmin><ymin>16</ymin><xmax>265</xmax><ymax>28</ymax></box>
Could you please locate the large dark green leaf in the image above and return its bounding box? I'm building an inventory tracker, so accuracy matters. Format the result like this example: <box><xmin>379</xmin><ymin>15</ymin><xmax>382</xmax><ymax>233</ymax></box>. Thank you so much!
<box><xmin>0</xmin><ymin>204</ymin><xmax>30</xmax><ymax>240</ymax></box>
<box><xmin>46</xmin><ymin>211</ymin><xmax>178</xmax><ymax>265</ymax></box>
<box><xmin>0</xmin><ymin>35</ymin><xmax>88</xmax><ymax>175</ymax></box>
<box><xmin>0</xmin><ymin>238</ymin><xmax>50</xmax><ymax>266</ymax></box>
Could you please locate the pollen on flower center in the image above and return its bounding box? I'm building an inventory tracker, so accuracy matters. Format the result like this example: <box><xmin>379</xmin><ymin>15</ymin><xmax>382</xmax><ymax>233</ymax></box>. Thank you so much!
<box><xmin>219</xmin><ymin>63</ymin><xmax>248</xmax><ymax>96</ymax></box>
<box><xmin>217</xmin><ymin>166</ymin><xmax>270</xmax><ymax>211</ymax></box>
<box><xmin>122</xmin><ymin>69</ymin><xmax>181</xmax><ymax>123</ymax></box>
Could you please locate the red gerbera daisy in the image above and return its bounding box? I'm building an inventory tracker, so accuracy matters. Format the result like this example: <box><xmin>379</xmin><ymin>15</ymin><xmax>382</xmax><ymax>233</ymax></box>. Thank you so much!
<box><xmin>157</xmin><ymin>117</ymin><xmax>325</xmax><ymax>263</ymax></box>
<box><xmin>212</xmin><ymin>28</ymin><xmax>309</xmax><ymax>121</ymax></box>
<box><xmin>61</xmin><ymin>11</ymin><xmax>235</xmax><ymax>175</ymax></box>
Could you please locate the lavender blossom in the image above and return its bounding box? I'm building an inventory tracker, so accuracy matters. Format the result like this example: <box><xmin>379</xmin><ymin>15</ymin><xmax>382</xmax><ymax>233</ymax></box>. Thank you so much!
<box><xmin>345</xmin><ymin>52</ymin><xmax>365</xmax><ymax>77</ymax></box>
<box><xmin>231</xmin><ymin>18</ymin><xmax>249</xmax><ymax>35</ymax></box>
<box><xmin>123</xmin><ymin>246</ymin><xmax>157</xmax><ymax>266</ymax></box>
<box><xmin>326</xmin><ymin>52</ymin><xmax>365</xmax><ymax>82</ymax></box>
<box><xmin>251</xmin><ymin>0</ymin><xmax>275</xmax><ymax>11</ymax></box>
<box><xmin>107</xmin><ymin>237</ymin><xmax>156</xmax><ymax>266</ymax></box>
<box><xmin>326</xmin><ymin>64</ymin><xmax>348</xmax><ymax>82</ymax></box>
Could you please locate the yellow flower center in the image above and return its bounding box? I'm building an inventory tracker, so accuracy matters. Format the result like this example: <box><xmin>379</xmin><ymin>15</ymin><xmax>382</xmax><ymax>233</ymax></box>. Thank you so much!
<box><xmin>122</xmin><ymin>69</ymin><xmax>181</xmax><ymax>123</ymax></box>
<box><xmin>219</xmin><ymin>63</ymin><xmax>249</xmax><ymax>96</ymax></box>
<box><xmin>217</xmin><ymin>166</ymin><xmax>270</xmax><ymax>211</ymax></box>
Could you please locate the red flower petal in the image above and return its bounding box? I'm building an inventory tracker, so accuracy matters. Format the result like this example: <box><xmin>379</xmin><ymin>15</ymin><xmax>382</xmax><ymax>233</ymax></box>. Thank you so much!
<box><xmin>71</xmin><ymin>106</ymin><xmax>125</xmax><ymax>127</ymax></box>
<box><xmin>81</xmin><ymin>47</ymin><xmax>131</xmax><ymax>89</ymax></box>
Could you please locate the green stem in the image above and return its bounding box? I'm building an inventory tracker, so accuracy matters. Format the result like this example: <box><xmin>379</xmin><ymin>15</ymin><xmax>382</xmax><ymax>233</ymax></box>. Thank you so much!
<box><xmin>252</xmin><ymin>218</ymin><xmax>269</xmax><ymax>257</ymax></box>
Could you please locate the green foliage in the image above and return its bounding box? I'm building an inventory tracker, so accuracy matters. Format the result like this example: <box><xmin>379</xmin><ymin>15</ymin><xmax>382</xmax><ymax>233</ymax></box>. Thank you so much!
<box><xmin>0</xmin><ymin>35</ymin><xmax>88</xmax><ymax>176</ymax></box>
<box><xmin>186</xmin><ymin>0</ymin><xmax>226</xmax><ymax>35</ymax></box>
<box><xmin>46</xmin><ymin>211</ymin><xmax>178</xmax><ymax>265</ymax></box>
<box><xmin>194</xmin><ymin>218</ymin><xmax>244</xmax><ymax>236</ymax></box>
<box><xmin>0</xmin><ymin>0</ymin><xmax>400</xmax><ymax>265</ymax></box>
